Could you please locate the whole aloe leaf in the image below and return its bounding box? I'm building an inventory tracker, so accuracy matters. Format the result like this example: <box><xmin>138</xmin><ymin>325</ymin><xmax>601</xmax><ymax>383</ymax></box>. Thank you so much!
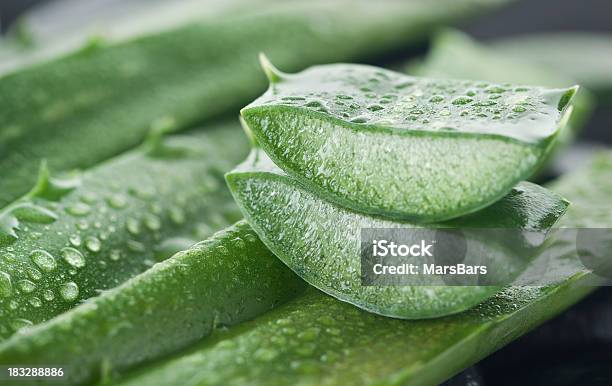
<box><xmin>113</xmin><ymin>151</ymin><xmax>612</xmax><ymax>386</ymax></box>
<box><xmin>490</xmin><ymin>32</ymin><xmax>612</xmax><ymax>102</ymax></box>
<box><xmin>115</xmin><ymin>282</ymin><xmax>593</xmax><ymax>386</ymax></box>
<box><xmin>0</xmin><ymin>0</ymin><xmax>259</xmax><ymax>74</ymax></box>
<box><xmin>226</xmin><ymin>150</ymin><xmax>569</xmax><ymax>319</ymax></box>
<box><xmin>241</xmin><ymin>58</ymin><xmax>576</xmax><ymax>222</ymax></box>
<box><xmin>0</xmin><ymin>221</ymin><xmax>306</xmax><ymax>386</ymax></box>
<box><xmin>0</xmin><ymin>123</ymin><xmax>248</xmax><ymax>340</ymax></box>
<box><xmin>0</xmin><ymin>0</ymin><xmax>509</xmax><ymax>207</ymax></box>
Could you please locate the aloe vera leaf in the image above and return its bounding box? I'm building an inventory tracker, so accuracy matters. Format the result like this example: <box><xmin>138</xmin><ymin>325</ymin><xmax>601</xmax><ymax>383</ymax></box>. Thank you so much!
<box><xmin>0</xmin><ymin>123</ymin><xmax>249</xmax><ymax>340</ymax></box>
<box><xmin>0</xmin><ymin>0</ymin><xmax>508</xmax><ymax>207</ymax></box>
<box><xmin>114</xmin><ymin>276</ymin><xmax>593</xmax><ymax>386</ymax></box>
<box><xmin>411</xmin><ymin>29</ymin><xmax>594</xmax><ymax>130</ymax></box>
<box><xmin>412</xmin><ymin>29</ymin><xmax>574</xmax><ymax>86</ymax></box>
<box><xmin>240</xmin><ymin>59</ymin><xmax>576</xmax><ymax>222</ymax></box>
<box><xmin>0</xmin><ymin>0</ymin><xmax>257</xmax><ymax>74</ymax></box>
<box><xmin>1</xmin><ymin>0</ymin><xmax>512</xmax><ymax>73</ymax></box>
<box><xmin>0</xmin><ymin>221</ymin><xmax>306</xmax><ymax>386</ymax></box>
<box><xmin>113</xmin><ymin>151</ymin><xmax>612</xmax><ymax>386</ymax></box>
<box><xmin>490</xmin><ymin>32</ymin><xmax>612</xmax><ymax>101</ymax></box>
<box><xmin>226</xmin><ymin>150</ymin><xmax>569</xmax><ymax>319</ymax></box>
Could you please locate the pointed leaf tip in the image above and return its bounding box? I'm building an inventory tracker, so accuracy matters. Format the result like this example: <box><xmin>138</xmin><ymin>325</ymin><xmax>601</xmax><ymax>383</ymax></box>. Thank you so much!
<box><xmin>150</xmin><ymin>116</ymin><xmax>177</xmax><ymax>135</ymax></box>
<box><xmin>145</xmin><ymin>116</ymin><xmax>190</xmax><ymax>158</ymax></box>
<box><xmin>29</xmin><ymin>159</ymin><xmax>51</xmax><ymax>198</ymax></box>
<box><xmin>558</xmin><ymin>85</ymin><xmax>579</xmax><ymax>112</ymax></box>
<box><xmin>27</xmin><ymin>160</ymin><xmax>80</xmax><ymax>201</ymax></box>
<box><xmin>145</xmin><ymin>116</ymin><xmax>175</xmax><ymax>153</ymax></box>
<box><xmin>259</xmin><ymin>53</ymin><xmax>284</xmax><ymax>84</ymax></box>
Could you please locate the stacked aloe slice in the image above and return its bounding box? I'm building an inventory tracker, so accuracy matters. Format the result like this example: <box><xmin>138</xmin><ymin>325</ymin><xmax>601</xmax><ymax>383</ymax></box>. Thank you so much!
<box><xmin>228</xmin><ymin>55</ymin><xmax>578</xmax><ymax>318</ymax></box>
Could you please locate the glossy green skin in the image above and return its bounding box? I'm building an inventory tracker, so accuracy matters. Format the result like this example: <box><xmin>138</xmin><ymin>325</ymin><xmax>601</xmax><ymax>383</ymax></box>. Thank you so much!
<box><xmin>114</xmin><ymin>151</ymin><xmax>612</xmax><ymax>386</ymax></box>
<box><xmin>0</xmin><ymin>0</ymin><xmax>505</xmax><ymax>207</ymax></box>
<box><xmin>241</xmin><ymin>62</ymin><xmax>576</xmax><ymax>222</ymax></box>
<box><xmin>549</xmin><ymin>152</ymin><xmax>612</xmax><ymax>228</ymax></box>
<box><xmin>0</xmin><ymin>123</ymin><xmax>249</xmax><ymax>340</ymax></box>
<box><xmin>491</xmin><ymin>32</ymin><xmax>612</xmax><ymax>102</ymax></box>
<box><xmin>117</xmin><ymin>282</ymin><xmax>592</xmax><ymax>386</ymax></box>
<box><xmin>0</xmin><ymin>221</ymin><xmax>306</xmax><ymax>386</ymax></box>
<box><xmin>0</xmin><ymin>0</ymin><xmax>258</xmax><ymax>74</ymax></box>
<box><xmin>226</xmin><ymin>150</ymin><xmax>569</xmax><ymax>319</ymax></box>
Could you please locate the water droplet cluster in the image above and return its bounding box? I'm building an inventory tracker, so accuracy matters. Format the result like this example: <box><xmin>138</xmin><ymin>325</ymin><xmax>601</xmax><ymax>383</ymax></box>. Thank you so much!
<box><xmin>0</xmin><ymin>132</ymin><xmax>246</xmax><ymax>337</ymax></box>
<box><xmin>257</xmin><ymin>64</ymin><xmax>560</xmax><ymax>141</ymax></box>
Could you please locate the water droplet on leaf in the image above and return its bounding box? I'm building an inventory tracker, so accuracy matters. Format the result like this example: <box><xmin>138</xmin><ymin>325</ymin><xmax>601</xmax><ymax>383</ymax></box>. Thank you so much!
<box><xmin>85</xmin><ymin>236</ymin><xmax>101</xmax><ymax>253</ymax></box>
<box><xmin>452</xmin><ymin>96</ymin><xmax>473</xmax><ymax>105</ymax></box>
<box><xmin>59</xmin><ymin>282</ymin><xmax>79</xmax><ymax>301</ymax></box>
<box><xmin>66</xmin><ymin>202</ymin><xmax>91</xmax><ymax>217</ymax></box>
<box><xmin>30</xmin><ymin>249</ymin><xmax>57</xmax><ymax>271</ymax></box>
<box><xmin>69</xmin><ymin>234</ymin><xmax>82</xmax><ymax>247</ymax></box>
<box><xmin>106</xmin><ymin>194</ymin><xmax>127</xmax><ymax>209</ymax></box>
<box><xmin>61</xmin><ymin>247</ymin><xmax>85</xmax><ymax>268</ymax></box>
<box><xmin>0</xmin><ymin>271</ymin><xmax>13</xmax><ymax>297</ymax></box>
<box><xmin>18</xmin><ymin>279</ymin><xmax>36</xmax><ymax>293</ymax></box>
<box><xmin>143</xmin><ymin>214</ymin><xmax>161</xmax><ymax>231</ymax></box>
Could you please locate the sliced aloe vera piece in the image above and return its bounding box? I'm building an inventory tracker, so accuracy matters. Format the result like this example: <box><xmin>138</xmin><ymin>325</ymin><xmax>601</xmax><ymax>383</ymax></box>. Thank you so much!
<box><xmin>0</xmin><ymin>123</ymin><xmax>248</xmax><ymax>340</ymax></box>
<box><xmin>241</xmin><ymin>58</ymin><xmax>576</xmax><ymax>221</ymax></box>
<box><xmin>114</xmin><ymin>151</ymin><xmax>612</xmax><ymax>386</ymax></box>
<box><xmin>491</xmin><ymin>32</ymin><xmax>612</xmax><ymax>101</ymax></box>
<box><xmin>0</xmin><ymin>0</ymin><xmax>506</xmax><ymax>207</ymax></box>
<box><xmin>226</xmin><ymin>150</ymin><xmax>569</xmax><ymax>319</ymax></box>
<box><xmin>0</xmin><ymin>221</ymin><xmax>306</xmax><ymax>386</ymax></box>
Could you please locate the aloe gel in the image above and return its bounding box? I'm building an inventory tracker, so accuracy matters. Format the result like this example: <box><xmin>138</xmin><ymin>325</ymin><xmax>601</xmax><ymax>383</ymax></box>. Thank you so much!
<box><xmin>117</xmin><ymin>151</ymin><xmax>612</xmax><ymax>386</ymax></box>
<box><xmin>226</xmin><ymin>150</ymin><xmax>569</xmax><ymax>319</ymax></box>
<box><xmin>241</xmin><ymin>57</ymin><xmax>577</xmax><ymax>222</ymax></box>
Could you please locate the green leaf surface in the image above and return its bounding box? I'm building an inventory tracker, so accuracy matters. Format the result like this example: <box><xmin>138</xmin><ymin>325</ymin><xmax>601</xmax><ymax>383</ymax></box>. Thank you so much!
<box><xmin>412</xmin><ymin>29</ymin><xmax>574</xmax><ymax>86</ymax></box>
<box><xmin>0</xmin><ymin>123</ymin><xmax>249</xmax><ymax>340</ymax></box>
<box><xmin>411</xmin><ymin>29</ymin><xmax>594</xmax><ymax>130</ymax></box>
<box><xmin>0</xmin><ymin>0</ymin><xmax>262</xmax><ymax>74</ymax></box>
<box><xmin>0</xmin><ymin>221</ymin><xmax>306</xmax><ymax>386</ymax></box>
<box><xmin>241</xmin><ymin>60</ymin><xmax>576</xmax><ymax>221</ymax></box>
<box><xmin>0</xmin><ymin>0</ymin><xmax>507</xmax><ymax>207</ymax></box>
<box><xmin>490</xmin><ymin>32</ymin><xmax>612</xmax><ymax>101</ymax></box>
<box><xmin>226</xmin><ymin>150</ymin><xmax>569</xmax><ymax>319</ymax></box>
<box><xmin>114</xmin><ymin>150</ymin><xmax>612</xmax><ymax>386</ymax></box>
<box><xmin>410</xmin><ymin>29</ymin><xmax>594</xmax><ymax>177</ymax></box>
<box><xmin>116</xmin><ymin>282</ymin><xmax>592</xmax><ymax>386</ymax></box>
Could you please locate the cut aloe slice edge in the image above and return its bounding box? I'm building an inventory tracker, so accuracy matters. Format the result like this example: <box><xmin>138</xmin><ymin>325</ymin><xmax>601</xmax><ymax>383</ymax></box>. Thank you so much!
<box><xmin>225</xmin><ymin>150</ymin><xmax>570</xmax><ymax>319</ymax></box>
<box><xmin>240</xmin><ymin>56</ymin><xmax>577</xmax><ymax>222</ymax></box>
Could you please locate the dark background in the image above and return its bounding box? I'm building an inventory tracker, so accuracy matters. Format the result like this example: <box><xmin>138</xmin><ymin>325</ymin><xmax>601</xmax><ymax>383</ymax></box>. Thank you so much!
<box><xmin>1</xmin><ymin>1</ymin><xmax>611</xmax><ymax>385</ymax></box>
